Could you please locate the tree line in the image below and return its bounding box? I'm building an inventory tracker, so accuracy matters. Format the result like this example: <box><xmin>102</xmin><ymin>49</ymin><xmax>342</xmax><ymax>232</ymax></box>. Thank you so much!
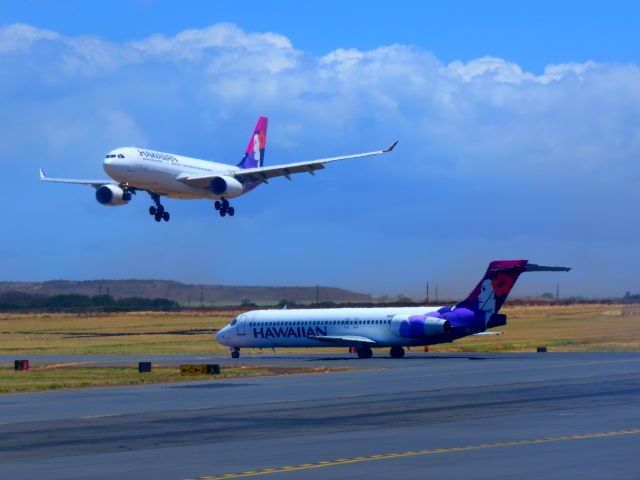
<box><xmin>0</xmin><ymin>291</ymin><xmax>178</xmax><ymax>312</ymax></box>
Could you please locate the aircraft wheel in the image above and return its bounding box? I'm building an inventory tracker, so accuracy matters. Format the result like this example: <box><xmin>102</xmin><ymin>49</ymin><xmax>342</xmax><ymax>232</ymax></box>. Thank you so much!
<box><xmin>357</xmin><ymin>347</ymin><xmax>373</xmax><ymax>359</ymax></box>
<box><xmin>222</xmin><ymin>198</ymin><xmax>229</xmax><ymax>208</ymax></box>
<box><xmin>149</xmin><ymin>206</ymin><xmax>156</xmax><ymax>215</ymax></box>
<box><xmin>154</xmin><ymin>213</ymin><xmax>162</xmax><ymax>222</ymax></box>
<box><xmin>214</xmin><ymin>200</ymin><xmax>221</xmax><ymax>210</ymax></box>
<box><xmin>231</xmin><ymin>349</ymin><xmax>240</xmax><ymax>359</ymax></box>
<box><xmin>228</xmin><ymin>207</ymin><xmax>235</xmax><ymax>217</ymax></box>
<box><xmin>162</xmin><ymin>211</ymin><xmax>170</xmax><ymax>222</ymax></box>
<box><xmin>390</xmin><ymin>346</ymin><xmax>405</xmax><ymax>359</ymax></box>
<box><xmin>157</xmin><ymin>205</ymin><xmax>165</xmax><ymax>216</ymax></box>
<box><xmin>219</xmin><ymin>209</ymin><xmax>226</xmax><ymax>217</ymax></box>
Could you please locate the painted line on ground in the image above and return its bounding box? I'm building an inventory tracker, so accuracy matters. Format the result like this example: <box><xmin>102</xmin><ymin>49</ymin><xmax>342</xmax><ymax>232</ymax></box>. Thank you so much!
<box><xmin>80</xmin><ymin>413</ymin><xmax>121</xmax><ymax>419</ymax></box>
<box><xmin>186</xmin><ymin>428</ymin><xmax>640</xmax><ymax>480</ymax></box>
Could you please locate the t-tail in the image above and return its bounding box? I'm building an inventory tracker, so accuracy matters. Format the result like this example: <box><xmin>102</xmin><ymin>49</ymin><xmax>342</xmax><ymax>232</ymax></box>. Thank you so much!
<box><xmin>455</xmin><ymin>260</ymin><xmax>571</xmax><ymax>330</ymax></box>
<box><xmin>237</xmin><ymin>116</ymin><xmax>268</xmax><ymax>169</ymax></box>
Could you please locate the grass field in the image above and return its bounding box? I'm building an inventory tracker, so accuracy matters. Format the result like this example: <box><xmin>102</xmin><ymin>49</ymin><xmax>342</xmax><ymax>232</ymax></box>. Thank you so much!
<box><xmin>0</xmin><ymin>363</ymin><xmax>348</xmax><ymax>394</ymax></box>
<box><xmin>0</xmin><ymin>304</ymin><xmax>639</xmax><ymax>356</ymax></box>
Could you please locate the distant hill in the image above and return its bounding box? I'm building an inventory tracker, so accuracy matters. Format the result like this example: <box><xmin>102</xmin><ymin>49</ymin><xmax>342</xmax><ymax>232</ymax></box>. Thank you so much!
<box><xmin>0</xmin><ymin>280</ymin><xmax>369</xmax><ymax>305</ymax></box>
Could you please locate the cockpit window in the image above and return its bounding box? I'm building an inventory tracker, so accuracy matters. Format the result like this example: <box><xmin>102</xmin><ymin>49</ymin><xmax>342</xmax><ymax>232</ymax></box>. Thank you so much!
<box><xmin>230</xmin><ymin>318</ymin><xmax>238</xmax><ymax>326</ymax></box>
<box><xmin>117</xmin><ymin>154</ymin><xmax>125</xmax><ymax>158</ymax></box>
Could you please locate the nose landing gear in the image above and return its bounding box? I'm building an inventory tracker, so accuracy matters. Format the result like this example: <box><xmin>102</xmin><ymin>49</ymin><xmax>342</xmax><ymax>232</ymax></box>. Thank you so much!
<box><xmin>230</xmin><ymin>347</ymin><xmax>240</xmax><ymax>359</ymax></box>
<box><xmin>214</xmin><ymin>198</ymin><xmax>235</xmax><ymax>217</ymax></box>
<box><xmin>149</xmin><ymin>193</ymin><xmax>170</xmax><ymax>222</ymax></box>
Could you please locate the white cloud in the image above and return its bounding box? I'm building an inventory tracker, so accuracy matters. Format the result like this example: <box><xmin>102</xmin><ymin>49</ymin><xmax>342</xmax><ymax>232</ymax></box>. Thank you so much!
<box><xmin>1</xmin><ymin>21</ymin><xmax>638</xmax><ymax>180</ymax></box>
<box><xmin>0</xmin><ymin>23</ymin><xmax>59</xmax><ymax>53</ymax></box>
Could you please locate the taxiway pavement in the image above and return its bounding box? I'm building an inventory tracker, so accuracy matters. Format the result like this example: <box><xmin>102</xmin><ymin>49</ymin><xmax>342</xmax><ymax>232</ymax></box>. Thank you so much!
<box><xmin>1</xmin><ymin>352</ymin><xmax>639</xmax><ymax>479</ymax></box>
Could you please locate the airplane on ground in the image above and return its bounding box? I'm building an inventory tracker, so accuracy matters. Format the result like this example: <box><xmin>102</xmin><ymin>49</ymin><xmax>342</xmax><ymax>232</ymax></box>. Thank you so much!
<box><xmin>40</xmin><ymin>116</ymin><xmax>398</xmax><ymax>222</ymax></box>
<box><xmin>216</xmin><ymin>260</ymin><xmax>570</xmax><ymax>359</ymax></box>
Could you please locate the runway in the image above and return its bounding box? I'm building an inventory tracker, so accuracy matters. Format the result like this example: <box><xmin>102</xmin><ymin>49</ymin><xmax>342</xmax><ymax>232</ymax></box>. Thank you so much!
<box><xmin>1</xmin><ymin>352</ymin><xmax>640</xmax><ymax>479</ymax></box>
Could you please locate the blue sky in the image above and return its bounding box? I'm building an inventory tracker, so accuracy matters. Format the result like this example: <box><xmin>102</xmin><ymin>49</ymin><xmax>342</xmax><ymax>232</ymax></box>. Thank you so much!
<box><xmin>1</xmin><ymin>1</ymin><xmax>639</xmax><ymax>298</ymax></box>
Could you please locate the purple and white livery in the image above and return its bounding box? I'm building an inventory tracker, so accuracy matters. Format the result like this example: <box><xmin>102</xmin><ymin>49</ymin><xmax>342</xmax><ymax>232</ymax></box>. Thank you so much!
<box><xmin>217</xmin><ymin>260</ymin><xmax>570</xmax><ymax>358</ymax></box>
<box><xmin>40</xmin><ymin>116</ymin><xmax>398</xmax><ymax>222</ymax></box>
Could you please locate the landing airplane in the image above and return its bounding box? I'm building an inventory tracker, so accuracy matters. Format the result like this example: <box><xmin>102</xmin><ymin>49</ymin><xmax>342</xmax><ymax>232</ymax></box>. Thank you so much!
<box><xmin>40</xmin><ymin>116</ymin><xmax>398</xmax><ymax>222</ymax></box>
<box><xmin>216</xmin><ymin>260</ymin><xmax>570</xmax><ymax>358</ymax></box>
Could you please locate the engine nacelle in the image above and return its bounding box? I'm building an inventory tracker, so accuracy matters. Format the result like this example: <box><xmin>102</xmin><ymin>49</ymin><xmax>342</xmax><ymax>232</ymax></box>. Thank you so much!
<box><xmin>423</xmin><ymin>317</ymin><xmax>452</xmax><ymax>335</ymax></box>
<box><xmin>209</xmin><ymin>176</ymin><xmax>244</xmax><ymax>197</ymax></box>
<box><xmin>95</xmin><ymin>185</ymin><xmax>131</xmax><ymax>206</ymax></box>
<box><xmin>391</xmin><ymin>314</ymin><xmax>451</xmax><ymax>338</ymax></box>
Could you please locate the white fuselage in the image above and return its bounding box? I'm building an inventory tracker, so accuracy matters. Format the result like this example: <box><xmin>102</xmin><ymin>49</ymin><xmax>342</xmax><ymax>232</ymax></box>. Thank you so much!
<box><xmin>103</xmin><ymin>147</ymin><xmax>241</xmax><ymax>199</ymax></box>
<box><xmin>216</xmin><ymin>306</ymin><xmax>444</xmax><ymax>349</ymax></box>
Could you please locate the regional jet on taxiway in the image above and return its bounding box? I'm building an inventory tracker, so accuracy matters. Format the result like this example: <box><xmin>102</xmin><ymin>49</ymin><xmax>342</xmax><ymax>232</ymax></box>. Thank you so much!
<box><xmin>217</xmin><ymin>260</ymin><xmax>570</xmax><ymax>359</ymax></box>
<box><xmin>40</xmin><ymin>116</ymin><xmax>398</xmax><ymax>222</ymax></box>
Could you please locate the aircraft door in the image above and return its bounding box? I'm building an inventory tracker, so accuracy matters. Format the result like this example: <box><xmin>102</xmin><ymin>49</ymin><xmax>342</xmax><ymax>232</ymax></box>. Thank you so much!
<box><xmin>237</xmin><ymin>314</ymin><xmax>247</xmax><ymax>335</ymax></box>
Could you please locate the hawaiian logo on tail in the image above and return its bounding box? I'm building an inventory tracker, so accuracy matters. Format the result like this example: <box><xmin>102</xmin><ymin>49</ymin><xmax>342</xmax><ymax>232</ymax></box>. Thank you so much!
<box><xmin>237</xmin><ymin>116</ymin><xmax>268</xmax><ymax>169</ymax></box>
<box><xmin>458</xmin><ymin>260</ymin><xmax>529</xmax><ymax>325</ymax></box>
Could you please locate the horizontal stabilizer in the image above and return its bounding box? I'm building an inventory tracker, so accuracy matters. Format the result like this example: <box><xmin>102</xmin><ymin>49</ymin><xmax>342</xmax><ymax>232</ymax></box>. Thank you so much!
<box><xmin>525</xmin><ymin>264</ymin><xmax>572</xmax><ymax>272</ymax></box>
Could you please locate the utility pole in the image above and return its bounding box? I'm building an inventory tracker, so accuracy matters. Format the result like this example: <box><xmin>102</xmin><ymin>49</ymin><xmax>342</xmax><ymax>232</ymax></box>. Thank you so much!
<box><xmin>106</xmin><ymin>287</ymin><xmax>110</xmax><ymax>298</ymax></box>
<box><xmin>426</xmin><ymin>281</ymin><xmax>429</xmax><ymax>303</ymax></box>
<box><xmin>556</xmin><ymin>282</ymin><xmax>560</xmax><ymax>301</ymax></box>
<box><xmin>200</xmin><ymin>285</ymin><xmax>204</xmax><ymax>308</ymax></box>
<box><xmin>435</xmin><ymin>283</ymin><xmax>438</xmax><ymax>303</ymax></box>
<box><xmin>316</xmin><ymin>285</ymin><xmax>319</xmax><ymax>305</ymax></box>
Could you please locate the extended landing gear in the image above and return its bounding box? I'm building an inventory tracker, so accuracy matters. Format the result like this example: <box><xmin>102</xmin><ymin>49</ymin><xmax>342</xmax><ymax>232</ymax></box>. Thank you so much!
<box><xmin>389</xmin><ymin>346</ymin><xmax>405</xmax><ymax>359</ymax></box>
<box><xmin>214</xmin><ymin>198</ymin><xmax>235</xmax><ymax>217</ymax></box>
<box><xmin>230</xmin><ymin>347</ymin><xmax>240</xmax><ymax>359</ymax></box>
<box><xmin>149</xmin><ymin>193</ymin><xmax>170</xmax><ymax>222</ymax></box>
<box><xmin>357</xmin><ymin>347</ymin><xmax>373</xmax><ymax>359</ymax></box>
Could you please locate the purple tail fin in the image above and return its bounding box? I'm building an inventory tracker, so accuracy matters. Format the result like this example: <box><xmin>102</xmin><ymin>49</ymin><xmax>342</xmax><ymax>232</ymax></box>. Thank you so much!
<box><xmin>237</xmin><ymin>116</ymin><xmax>268</xmax><ymax>169</ymax></box>
<box><xmin>456</xmin><ymin>260</ymin><xmax>529</xmax><ymax>325</ymax></box>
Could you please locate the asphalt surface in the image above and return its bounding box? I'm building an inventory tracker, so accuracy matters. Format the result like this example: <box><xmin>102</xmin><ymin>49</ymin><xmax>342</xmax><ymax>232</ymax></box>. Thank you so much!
<box><xmin>1</xmin><ymin>352</ymin><xmax>640</xmax><ymax>479</ymax></box>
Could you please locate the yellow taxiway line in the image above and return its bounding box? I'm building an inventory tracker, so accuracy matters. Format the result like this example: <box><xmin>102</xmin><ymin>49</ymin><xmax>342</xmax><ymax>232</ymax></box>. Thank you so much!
<box><xmin>186</xmin><ymin>427</ymin><xmax>640</xmax><ymax>480</ymax></box>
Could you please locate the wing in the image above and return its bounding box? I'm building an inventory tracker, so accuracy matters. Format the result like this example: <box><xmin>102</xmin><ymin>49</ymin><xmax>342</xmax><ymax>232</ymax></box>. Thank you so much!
<box><xmin>39</xmin><ymin>169</ymin><xmax>112</xmax><ymax>188</ymax></box>
<box><xmin>309</xmin><ymin>335</ymin><xmax>378</xmax><ymax>346</ymax></box>
<box><xmin>471</xmin><ymin>331</ymin><xmax>503</xmax><ymax>336</ymax></box>
<box><xmin>179</xmin><ymin>141</ymin><xmax>399</xmax><ymax>188</ymax></box>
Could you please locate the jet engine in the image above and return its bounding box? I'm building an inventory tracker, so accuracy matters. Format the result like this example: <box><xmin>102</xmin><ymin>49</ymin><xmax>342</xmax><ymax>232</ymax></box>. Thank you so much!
<box><xmin>209</xmin><ymin>176</ymin><xmax>244</xmax><ymax>197</ymax></box>
<box><xmin>391</xmin><ymin>314</ymin><xmax>451</xmax><ymax>338</ymax></box>
<box><xmin>423</xmin><ymin>316</ymin><xmax>451</xmax><ymax>335</ymax></box>
<box><xmin>95</xmin><ymin>185</ymin><xmax>131</xmax><ymax>206</ymax></box>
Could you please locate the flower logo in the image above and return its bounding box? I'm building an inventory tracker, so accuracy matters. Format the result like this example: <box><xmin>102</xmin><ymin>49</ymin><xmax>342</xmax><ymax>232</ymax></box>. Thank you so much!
<box><xmin>491</xmin><ymin>272</ymin><xmax>515</xmax><ymax>297</ymax></box>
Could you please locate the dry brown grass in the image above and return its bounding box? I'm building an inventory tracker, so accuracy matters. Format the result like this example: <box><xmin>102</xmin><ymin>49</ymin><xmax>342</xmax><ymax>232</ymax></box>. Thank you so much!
<box><xmin>431</xmin><ymin>304</ymin><xmax>640</xmax><ymax>352</ymax></box>
<box><xmin>0</xmin><ymin>304</ymin><xmax>639</xmax><ymax>356</ymax></box>
<box><xmin>0</xmin><ymin>310</ymin><xmax>238</xmax><ymax>355</ymax></box>
<box><xmin>0</xmin><ymin>362</ymin><xmax>349</xmax><ymax>394</ymax></box>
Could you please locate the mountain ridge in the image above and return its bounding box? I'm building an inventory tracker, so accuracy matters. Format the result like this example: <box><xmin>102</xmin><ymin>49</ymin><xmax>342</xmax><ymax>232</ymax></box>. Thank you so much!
<box><xmin>0</xmin><ymin>279</ymin><xmax>369</xmax><ymax>304</ymax></box>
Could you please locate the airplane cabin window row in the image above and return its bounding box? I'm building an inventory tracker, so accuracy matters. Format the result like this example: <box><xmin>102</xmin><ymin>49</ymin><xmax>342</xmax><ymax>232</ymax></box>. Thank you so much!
<box><xmin>245</xmin><ymin>320</ymin><xmax>391</xmax><ymax>327</ymax></box>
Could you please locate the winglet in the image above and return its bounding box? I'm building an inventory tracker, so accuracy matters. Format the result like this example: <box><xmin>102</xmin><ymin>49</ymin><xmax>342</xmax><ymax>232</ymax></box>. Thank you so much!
<box><xmin>39</xmin><ymin>168</ymin><xmax>46</xmax><ymax>180</ymax></box>
<box><xmin>383</xmin><ymin>141</ymin><xmax>399</xmax><ymax>153</ymax></box>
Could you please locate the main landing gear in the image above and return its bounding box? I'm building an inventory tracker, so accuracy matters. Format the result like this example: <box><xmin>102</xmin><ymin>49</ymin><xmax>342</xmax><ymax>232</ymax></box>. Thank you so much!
<box><xmin>230</xmin><ymin>347</ymin><xmax>240</xmax><ymax>359</ymax></box>
<box><xmin>389</xmin><ymin>346</ymin><xmax>405</xmax><ymax>359</ymax></box>
<box><xmin>214</xmin><ymin>198</ymin><xmax>235</xmax><ymax>217</ymax></box>
<box><xmin>357</xmin><ymin>347</ymin><xmax>373</xmax><ymax>359</ymax></box>
<box><xmin>149</xmin><ymin>193</ymin><xmax>170</xmax><ymax>222</ymax></box>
